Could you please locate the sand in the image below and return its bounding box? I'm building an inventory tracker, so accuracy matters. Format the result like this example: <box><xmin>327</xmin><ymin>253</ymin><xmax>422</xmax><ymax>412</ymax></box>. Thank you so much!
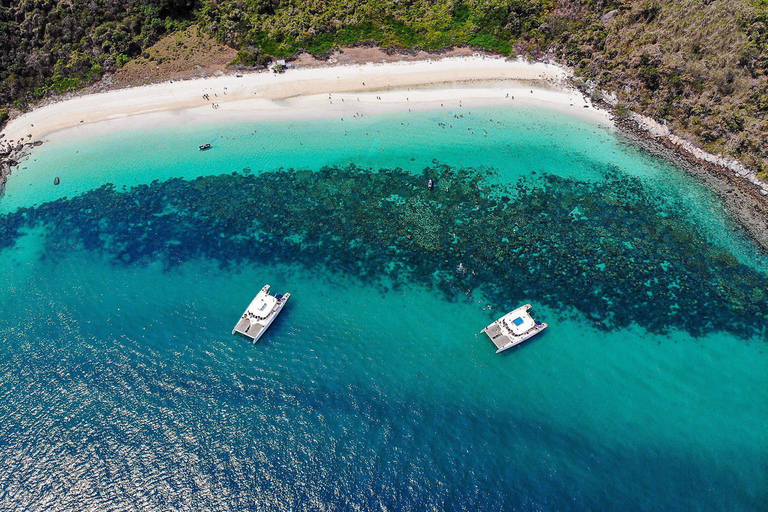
<box><xmin>1</xmin><ymin>56</ymin><xmax>610</xmax><ymax>144</ymax></box>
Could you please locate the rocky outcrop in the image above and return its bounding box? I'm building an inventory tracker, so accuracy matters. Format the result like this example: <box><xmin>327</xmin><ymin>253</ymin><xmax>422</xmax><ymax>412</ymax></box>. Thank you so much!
<box><xmin>630</xmin><ymin>113</ymin><xmax>768</xmax><ymax>197</ymax></box>
<box><xmin>0</xmin><ymin>137</ymin><xmax>42</xmax><ymax>191</ymax></box>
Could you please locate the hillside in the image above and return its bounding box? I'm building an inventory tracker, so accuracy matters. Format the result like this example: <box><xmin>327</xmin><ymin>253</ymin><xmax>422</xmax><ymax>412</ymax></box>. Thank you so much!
<box><xmin>553</xmin><ymin>0</ymin><xmax>768</xmax><ymax>178</ymax></box>
<box><xmin>1</xmin><ymin>0</ymin><xmax>766</xmax><ymax>178</ymax></box>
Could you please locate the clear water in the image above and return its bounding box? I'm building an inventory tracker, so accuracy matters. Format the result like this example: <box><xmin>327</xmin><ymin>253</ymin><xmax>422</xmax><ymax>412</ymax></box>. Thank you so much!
<box><xmin>1</xmin><ymin>106</ymin><xmax>766</xmax><ymax>511</ymax></box>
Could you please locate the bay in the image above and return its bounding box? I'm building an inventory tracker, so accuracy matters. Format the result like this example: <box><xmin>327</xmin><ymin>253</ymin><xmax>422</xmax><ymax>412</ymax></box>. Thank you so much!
<box><xmin>1</xmin><ymin>106</ymin><xmax>765</xmax><ymax>511</ymax></box>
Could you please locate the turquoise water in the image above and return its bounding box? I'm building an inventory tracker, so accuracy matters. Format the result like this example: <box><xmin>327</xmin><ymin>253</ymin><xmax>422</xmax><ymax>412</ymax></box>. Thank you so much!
<box><xmin>1</xmin><ymin>107</ymin><xmax>766</xmax><ymax>510</ymax></box>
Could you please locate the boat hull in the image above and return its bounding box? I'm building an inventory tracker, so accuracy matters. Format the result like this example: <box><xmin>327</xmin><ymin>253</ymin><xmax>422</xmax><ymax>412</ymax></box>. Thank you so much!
<box><xmin>488</xmin><ymin>323</ymin><xmax>548</xmax><ymax>353</ymax></box>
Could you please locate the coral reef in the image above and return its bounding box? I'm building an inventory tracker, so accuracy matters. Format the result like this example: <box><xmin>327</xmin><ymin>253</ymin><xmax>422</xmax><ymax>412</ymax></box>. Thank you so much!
<box><xmin>2</xmin><ymin>164</ymin><xmax>766</xmax><ymax>340</ymax></box>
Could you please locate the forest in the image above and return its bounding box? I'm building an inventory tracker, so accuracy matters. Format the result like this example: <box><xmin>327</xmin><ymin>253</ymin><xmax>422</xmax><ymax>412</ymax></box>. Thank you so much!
<box><xmin>1</xmin><ymin>0</ymin><xmax>766</xmax><ymax>177</ymax></box>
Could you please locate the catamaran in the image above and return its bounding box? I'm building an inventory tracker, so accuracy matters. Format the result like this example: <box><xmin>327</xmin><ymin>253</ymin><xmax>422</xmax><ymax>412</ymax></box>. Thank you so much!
<box><xmin>232</xmin><ymin>285</ymin><xmax>290</xmax><ymax>342</ymax></box>
<box><xmin>481</xmin><ymin>304</ymin><xmax>547</xmax><ymax>353</ymax></box>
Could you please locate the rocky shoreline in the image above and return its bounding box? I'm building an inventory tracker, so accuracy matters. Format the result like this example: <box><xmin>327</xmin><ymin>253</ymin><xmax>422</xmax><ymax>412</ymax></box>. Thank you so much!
<box><xmin>613</xmin><ymin>116</ymin><xmax>768</xmax><ymax>253</ymax></box>
<box><xmin>0</xmin><ymin>136</ymin><xmax>40</xmax><ymax>192</ymax></box>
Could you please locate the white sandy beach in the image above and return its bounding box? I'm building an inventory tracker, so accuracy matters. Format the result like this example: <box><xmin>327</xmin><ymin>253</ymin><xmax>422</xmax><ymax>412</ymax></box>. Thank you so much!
<box><xmin>2</xmin><ymin>56</ymin><xmax>611</xmax><ymax>144</ymax></box>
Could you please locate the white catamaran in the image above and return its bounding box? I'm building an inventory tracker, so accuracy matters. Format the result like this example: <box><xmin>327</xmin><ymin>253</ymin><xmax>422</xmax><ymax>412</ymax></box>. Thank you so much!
<box><xmin>481</xmin><ymin>304</ymin><xmax>547</xmax><ymax>353</ymax></box>
<box><xmin>232</xmin><ymin>285</ymin><xmax>290</xmax><ymax>342</ymax></box>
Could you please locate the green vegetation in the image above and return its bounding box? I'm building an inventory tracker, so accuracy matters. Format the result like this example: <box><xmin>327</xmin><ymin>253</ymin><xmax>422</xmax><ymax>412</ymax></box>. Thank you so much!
<box><xmin>0</xmin><ymin>0</ymin><xmax>195</xmax><ymax>107</ymax></box>
<box><xmin>1</xmin><ymin>0</ymin><xmax>767</xmax><ymax>178</ymax></box>
<box><xmin>553</xmin><ymin>0</ymin><xmax>768</xmax><ymax>178</ymax></box>
<box><xmin>197</xmin><ymin>0</ymin><xmax>550</xmax><ymax>57</ymax></box>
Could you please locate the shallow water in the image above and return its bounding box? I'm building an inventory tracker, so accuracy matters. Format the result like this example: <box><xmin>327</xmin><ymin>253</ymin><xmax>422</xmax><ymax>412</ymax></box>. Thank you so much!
<box><xmin>1</xmin><ymin>106</ymin><xmax>766</xmax><ymax>511</ymax></box>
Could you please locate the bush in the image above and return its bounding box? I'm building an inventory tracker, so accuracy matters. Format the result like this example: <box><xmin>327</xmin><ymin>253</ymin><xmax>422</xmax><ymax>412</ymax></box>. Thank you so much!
<box><xmin>231</xmin><ymin>47</ymin><xmax>271</xmax><ymax>68</ymax></box>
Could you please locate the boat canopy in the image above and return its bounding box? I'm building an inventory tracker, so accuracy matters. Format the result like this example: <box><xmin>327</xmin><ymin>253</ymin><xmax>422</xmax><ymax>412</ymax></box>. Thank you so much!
<box><xmin>505</xmin><ymin>308</ymin><xmax>535</xmax><ymax>335</ymax></box>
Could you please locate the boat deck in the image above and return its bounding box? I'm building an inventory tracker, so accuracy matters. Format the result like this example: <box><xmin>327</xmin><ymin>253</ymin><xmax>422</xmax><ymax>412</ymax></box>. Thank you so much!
<box><xmin>483</xmin><ymin>322</ymin><xmax>547</xmax><ymax>351</ymax></box>
<box><xmin>233</xmin><ymin>317</ymin><xmax>265</xmax><ymax>340</ymax></box>
<box><xmin>483</xmin><ymin>322</ymin><xmax>509</xmax><ymax>351</ymax></box>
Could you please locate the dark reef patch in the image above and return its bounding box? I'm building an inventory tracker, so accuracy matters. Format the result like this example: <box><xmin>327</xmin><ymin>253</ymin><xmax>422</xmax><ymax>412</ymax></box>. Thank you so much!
<box><xmin>2</xmin><ymin>164</ymin><xmax>767</xmax><ymax>340</ymax></box>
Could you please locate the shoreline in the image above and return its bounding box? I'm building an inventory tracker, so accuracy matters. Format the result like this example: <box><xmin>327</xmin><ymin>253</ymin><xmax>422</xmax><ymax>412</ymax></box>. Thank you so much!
<box><xmin>1</xmin><ymin>53</ymin><xmax>767</xmax><ymax>251</ymax></box>
<box><xmin>20</xmin><ymin>81</ymin><xmax>608</xmax><ymax>145</ymax></box>
<box><xmin>2</xmin><ymin>56</ymin><xmax>601</xmax><ymax>144</ymax></box>
<box><xmin>614</xmin><ymin>116</ymin><xmax>768</xmax><ymax>252</ymax></box>
<box><xmin>0</xmin><ymin>54</ymin><xmax>605</xmax><ymax>194</ymax></box>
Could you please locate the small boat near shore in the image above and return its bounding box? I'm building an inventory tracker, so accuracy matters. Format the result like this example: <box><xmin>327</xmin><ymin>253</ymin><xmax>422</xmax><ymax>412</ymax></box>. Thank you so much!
<box><xmin>232</xmin><ymin>285</ymin><xmax>290</xmax><ymax>342</ymax></box>
<box><xmin>199</xmin><ymin>143</ymin><xmax>212</xmax><ymax>151</ymax></box>
<box><xmin>481</xmin><ymin>304</ymin><xmax>547</xmax><ymax>353</ymax></box>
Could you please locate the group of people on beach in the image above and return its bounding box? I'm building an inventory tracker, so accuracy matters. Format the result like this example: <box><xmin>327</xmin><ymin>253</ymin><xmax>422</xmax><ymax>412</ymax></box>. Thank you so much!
<box><xmin>202</xmin><ymin>92</ymin><xmax>221</xmax><ymax>109</ymax></box>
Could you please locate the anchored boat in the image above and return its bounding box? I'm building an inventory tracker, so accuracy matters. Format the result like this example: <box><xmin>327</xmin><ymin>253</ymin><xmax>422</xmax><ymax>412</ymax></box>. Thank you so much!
<box><xmin>199</xmin><ymin>143</ymin><xmax>212</xmax><ymax>151</ymax></box>
<box><xmin>232</xmin><ymin>285</ymin><xmax>290</xmax><ymax>342</ymax></box>
<box><xmin>481</xmin><ymin>304</ymin><xmax>547</xmax><ymax>353</ymax></box>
